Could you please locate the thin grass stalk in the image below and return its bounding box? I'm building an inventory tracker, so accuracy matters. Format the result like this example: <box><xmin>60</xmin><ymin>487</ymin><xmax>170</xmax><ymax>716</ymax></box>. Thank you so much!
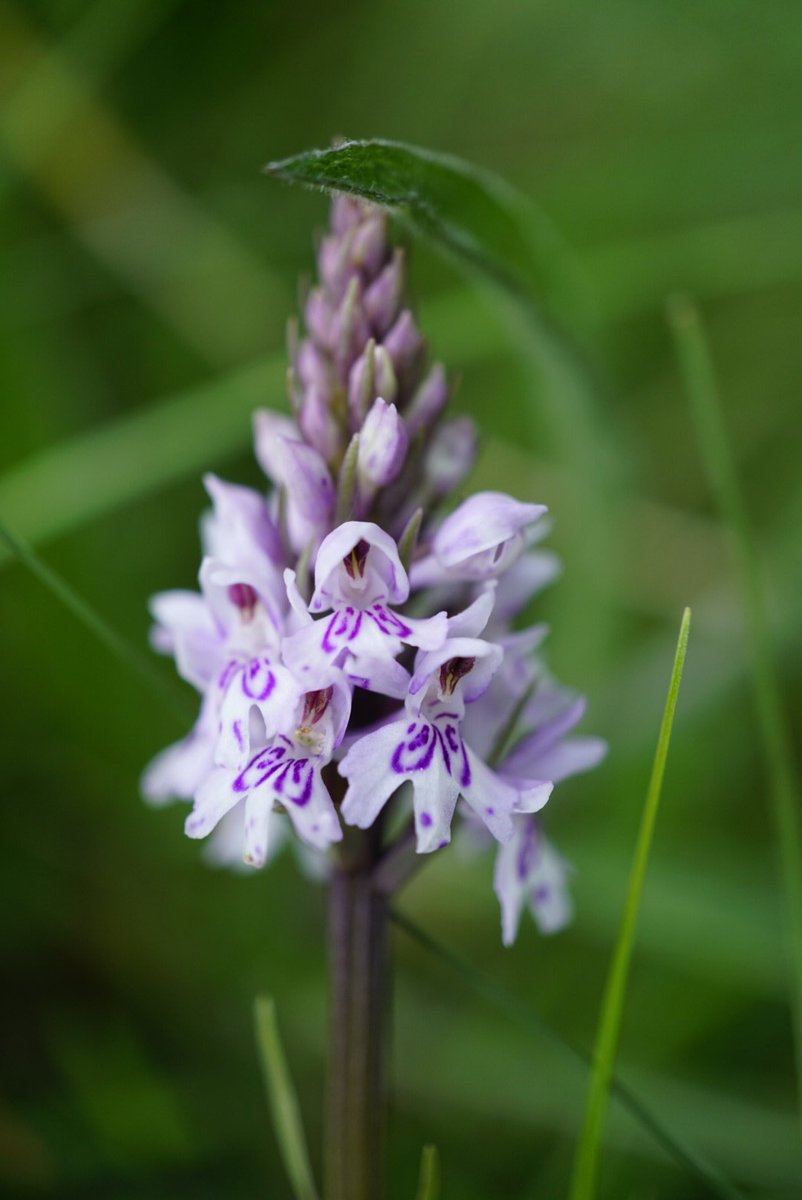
<box><xmin>669</xmin><ymin>295</ymin><xmax>802</xmax><ymax>1126</ymax></box>
<box><xmin>569</xmin><ymin>608</ymin><xmax>691</xmax><ymax>1200</ymax></box>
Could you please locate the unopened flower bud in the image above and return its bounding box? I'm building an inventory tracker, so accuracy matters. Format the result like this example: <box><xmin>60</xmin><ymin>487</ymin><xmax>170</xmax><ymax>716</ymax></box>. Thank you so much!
<box><xmin>295</xmin><ymin>339</ymin><xmax>332</xmax><ymax>394</ymax></box>
<box><xmin>298</xmin><ymin>385</ymin><xmax>343</xmax><ymax>463</ymax></box>
<box><xmin>332</xmin><ymin>277</ymin><xmax>371</xmax><ymax>378</ymax></box>
<box><xmin>318</xmin><ymin>230</ymin><xmax>355</xmax><ymax>299</ymax></box>
<box><xmin>305</xmin><ymin>287</ymin><xmax>334</xmax><ymax>349</ymax></box>
<box><xmin>365</xmin><ymin>248</ymin><xmax>405</xmax><ymax>334</ymax></box>
<box><xmin>357</xmin><ymin>398</ymin><xmax>408</xmax><ymax>489</ymax></box>
<box><xmin>382</xmin><ymin>309</ymin><xmax>425</xmax><ymax>383</ymax></box>
<box><xmin>424</xmin><ymin>416</ymin><xmax>478</xmax><ymax>496</ymax></box>
<box><xmin>331</xmin><ymin>194</ymin><xmax>363</xmax><ymax>234</ymax></box>
<box><xmin>405</xmin><ymin>363</ymin><xmax>448</xmax><ymax>438</ymax></box>
<box><xmin>351</xmin><ymin>215</ymin><xmax>387</xmax><ymax>278</ymax></box>
<box><xmin>348</xmin><ymin>341</ymin><xmax>398</xmax><ymax>427</ymax></box>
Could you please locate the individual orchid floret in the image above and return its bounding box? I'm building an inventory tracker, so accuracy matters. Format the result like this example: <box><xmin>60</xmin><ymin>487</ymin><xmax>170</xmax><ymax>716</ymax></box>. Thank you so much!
<box><xmin>356</xmin><ymin>398</ymin><xmax>408</xmax><ymax>492</ymax></box>
<box><xmin>412</xmin><ymin>491</ymin><xmax>547</xmax><ymax>589</ymax></box>
<box><xmin>253</xmin><ymin>410</ymin><xmax>335</xmax><ymax>552</ymax></box>
<box><xmin>185</xmin><ymin>676</ymin><xmax>350</xmax><ymax>865</ymax></box>
<box><xmin>339</xmin><ymin>634</ymin><xmax>552</xmax><ymax>854</ymax></box>
<box><xmin>490</xmin><ymin>685</ymin><xmax>606</xmax><ymax>945</ymax></box>
<box><xmin>283</xmin><ymin>521</ymin><xmax>447</xmax><ymax>697</ymax></box>
<box><xmin>201</xmin><ymin>474</ymin><xmax>284</xmax><ymax>579</ymax></box>
<box><xmin>494</xmin><ymin>821</ymin><xmax>573</xmax><ymax>946</ymax></box>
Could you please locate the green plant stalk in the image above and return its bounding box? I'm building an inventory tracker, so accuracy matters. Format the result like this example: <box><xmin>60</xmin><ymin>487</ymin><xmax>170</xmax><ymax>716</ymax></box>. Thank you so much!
<box><xmin>254</xmin><ymin>996</ymin><xmax>320</xmax><ymax>1200</ymax></box>
<box><xmin>326</xmin><ymin>824</ymin><xmax>389</xmax><ymax>1200</ymax></box>
<box><xmin>569</xmin><ymin>607</ymin><xmax>691</xmax><ymax>1200</ymax></box>
<box><xmin>415</xmin><ymin>1144</ymin><xmax>440</xmax><ymax>1200</ymax></box>
<box><xmin>669</xmin><ymin>295</ymin><xmax>802</xmax><ymax>1125</ymax></box>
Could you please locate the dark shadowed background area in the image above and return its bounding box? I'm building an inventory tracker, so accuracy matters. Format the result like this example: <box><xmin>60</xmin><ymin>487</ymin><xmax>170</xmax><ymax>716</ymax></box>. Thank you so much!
<box><xmin>2</xmin><ymin>2</ymin><xmax>801</xmax><ymax>1197</ymax></box>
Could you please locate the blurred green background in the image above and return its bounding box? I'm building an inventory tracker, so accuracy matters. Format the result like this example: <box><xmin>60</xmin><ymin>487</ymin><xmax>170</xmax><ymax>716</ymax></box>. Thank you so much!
<box><xmin>2</xmin><ymin>2</ymin><xmax>801</xmax><ymax>1197</ymax></box>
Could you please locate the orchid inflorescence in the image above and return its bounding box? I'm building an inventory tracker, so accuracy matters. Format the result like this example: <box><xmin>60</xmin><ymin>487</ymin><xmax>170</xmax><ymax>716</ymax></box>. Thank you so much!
<box><xmin>142</xmin><ymin>195</ymin><xmax>605</xmax><ymax>944</ymax></box>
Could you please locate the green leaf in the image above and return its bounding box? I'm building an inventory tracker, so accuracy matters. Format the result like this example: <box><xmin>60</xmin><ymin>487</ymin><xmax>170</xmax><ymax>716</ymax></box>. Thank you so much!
<box><xmin>569</xmin><ymin>607</ymin><xmax>692</xmax><ymax>1200</ymax></box>
<box><xmin>391</xmin><ymin>904</ymin><xmax>743</xmax><ymax>1200</ymax></box>
<box><xmin>0</xmin><ymin>522</ymin><xmax>192</xmax><ymax>722</ymax></box>
<box><xmin>415</xmin><ymin>1144</ymin><xmax>440</xmax><ymax>1200</ymax></box>
<box><xmin>254</xmin><ymin>995</ymin><xmax>320</xmax><ymax>1200</ymax></box>
<box><xmin>267</xmin><ymin>139</ymin><xmax>589</xmax><ymax>327</ymax></box>
<box><xmin>669</xmin><ymin>294</ymin><xmax>802</xmax><ymax>1125</ymax></box>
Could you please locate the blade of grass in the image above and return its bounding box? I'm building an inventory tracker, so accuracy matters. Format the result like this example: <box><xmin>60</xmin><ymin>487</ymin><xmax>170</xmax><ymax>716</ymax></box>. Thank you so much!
<box><xmin>392</xmin><ymin>893</ymin><xmax>744</xmax><ymax>1200</ymax></box>
<box><xmin>668</xmin><ymin>295</ymin><xmax>802</xmax><ymax>1125</ymax></box>
<box><xmin>569</xmin><ymin>607</ymin><xmax>691</xmax><ymax>1200</ymax></box>
<box><xmin>415</xmin><ymin>1145</ymin><xmax>440</xmax><ymax>1200</ymax></box>
<box><xmin>0</xmin><ymin>522</ymin><xmax>192</xmax><ymax>722</ymax></box>
<box><xmin>254</xmin><ymin>996</ymin><xmax>320</xmax><ymax>1200</ymax></box>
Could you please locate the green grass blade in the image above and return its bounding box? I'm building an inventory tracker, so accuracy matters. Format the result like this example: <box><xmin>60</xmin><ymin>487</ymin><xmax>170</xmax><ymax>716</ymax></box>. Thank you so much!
<box><xmin>415</xmin><ymin>1144</ymin><xmax>440</xmax><ymax>1200</ymax></box>
<box><xmin>569</xmin><ymin>607</ymin><xmax>691</xmax><ymax>1200</ymax></box>
<box><xmin>254</xmin><ymin>995</ymin><xmax>320</xmax><ymax>1200</ymax></box>
<box><xmin>668</xmin><ymin>294</ymin><xmax>802</xmax><ymax>1124</ymax></box>
<box><xmin>391</xmin><ymin>901</ymin><xmax>744</xmax><ymax>1200</ymax></box>
<box><xmin>0</xmin><ymin>522</ymin><xmax>192</xmax><ymax>722</ymax></box>
<box><xmin>0</xmin><ymin>355</ymin><xmax>284</xmax><ymax>566</ymax></box>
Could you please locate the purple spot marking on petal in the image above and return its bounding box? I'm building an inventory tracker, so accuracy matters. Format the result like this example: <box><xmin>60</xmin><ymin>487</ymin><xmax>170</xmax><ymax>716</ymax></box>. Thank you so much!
<box><xmin>347</xmin><ymin>609</ymin><xmax>364</xmax><ymax>641</ymax></box>
<box><xmin>368</xmin><ymin>603</ymin><xmax>411</xmax><ymax>639</ymax></box>
<box><xmin>533</xmin><ymin>885</ymin><xmax>550</xmax><ymax>903</ymax></box>
<box><xmin>322</xmin><ymin>608</ymin><xmax>353</xmax><ymax>653</ymax></box>
<box><xmin>391</xmin><ymin>721</ymin><xmax>437</xmax><ymax>774</ymax></box>
<box><xmin>420</xmin><ymin>811</ymin><xmax>433</xmax><ymax>827</ymax></box>
<box><xmin>517</xmin><ymin>821</ymin><xmax>540</xmax><ymax>880</ymax></box>
<box><xmin>218</xmin><ymin>659</ymin><xmax>238</xmax><ymax>690</ymax></box>
<box><xmin>242</xmin><ymin>657</ymin><xmax>276</xmax><ymax>701</ymax></box>
<box><xmin>485</xmin><ymin>805</ymin><xmax>495</xmax><ymax>815</ymax></box>
<box><xmin>233</xmin><ymin>720</ymin><xmax>244</xmax><ymax>749</ymax></box>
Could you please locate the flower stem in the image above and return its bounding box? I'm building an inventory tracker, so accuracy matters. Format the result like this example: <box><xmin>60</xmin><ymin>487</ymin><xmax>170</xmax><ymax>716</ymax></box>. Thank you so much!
<box><xmin>325</xmin><ymin>826</ymin><xmax>389</xmax><ymax>1200</ymax></box>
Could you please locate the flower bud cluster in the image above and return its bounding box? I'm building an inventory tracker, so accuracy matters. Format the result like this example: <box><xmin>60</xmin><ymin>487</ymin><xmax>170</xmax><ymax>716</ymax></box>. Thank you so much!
<box><xmin>143</xmin><ymin>196</ymin><xmax>604</xmax><ymax>943</ymax></box>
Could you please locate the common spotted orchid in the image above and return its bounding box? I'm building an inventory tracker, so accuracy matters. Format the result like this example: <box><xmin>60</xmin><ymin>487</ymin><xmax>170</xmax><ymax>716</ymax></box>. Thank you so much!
<box><xmin>142</xmin><ymin>192</ymin><xmax>604</xmax><ymax>947</ymax></box>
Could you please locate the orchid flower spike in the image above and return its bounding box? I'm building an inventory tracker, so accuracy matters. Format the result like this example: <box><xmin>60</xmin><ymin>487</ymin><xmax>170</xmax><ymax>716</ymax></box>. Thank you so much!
<box><xmin>142</xmin><ymin>194</ymin><xmax>603</xmax><ymax>941</ymax></box>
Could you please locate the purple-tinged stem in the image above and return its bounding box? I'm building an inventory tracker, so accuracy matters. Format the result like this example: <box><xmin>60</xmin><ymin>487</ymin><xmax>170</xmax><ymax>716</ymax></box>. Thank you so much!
<box><xmin>325</xmin><ymin>824</ymin><xmax>389</xmax><ymax>1200</ymax></box>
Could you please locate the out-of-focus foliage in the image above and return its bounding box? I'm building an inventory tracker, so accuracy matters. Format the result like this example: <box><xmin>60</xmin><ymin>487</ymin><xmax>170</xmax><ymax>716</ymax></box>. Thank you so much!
<box><xmin>1</xmin><ymin>2</ymin><xmax>801</xmax><ymax>1197</ymax></box>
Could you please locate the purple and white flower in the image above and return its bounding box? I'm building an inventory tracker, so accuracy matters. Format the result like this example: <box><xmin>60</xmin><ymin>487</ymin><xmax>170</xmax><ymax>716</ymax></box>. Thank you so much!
<box><xmin>494</xmin><ymin>822</ymin><xmax>574</xmax><ymax>945</ymax></box>
<box><xmin>411</xmin><ymin>491</ymin><xmax>547</xmax><ymax>588</ymax></box>
<box><xmin>283</xmin><ymin>521</ymin><xmax>447</xmax><ymax>698</ymax></box>
<box><xmin>340</xmin><ymin>629</ymin><xmax>552</xmax><ymax>853</ymax></box>
<box><xmin>143</xmin><ymin>194</ymin><xmax>603</xmax><ymax>929</ymax></box>
<box><xmin>185</xmin><ymin>677</ymin><xmax>350</xmax><ymax>864</ymax></box>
